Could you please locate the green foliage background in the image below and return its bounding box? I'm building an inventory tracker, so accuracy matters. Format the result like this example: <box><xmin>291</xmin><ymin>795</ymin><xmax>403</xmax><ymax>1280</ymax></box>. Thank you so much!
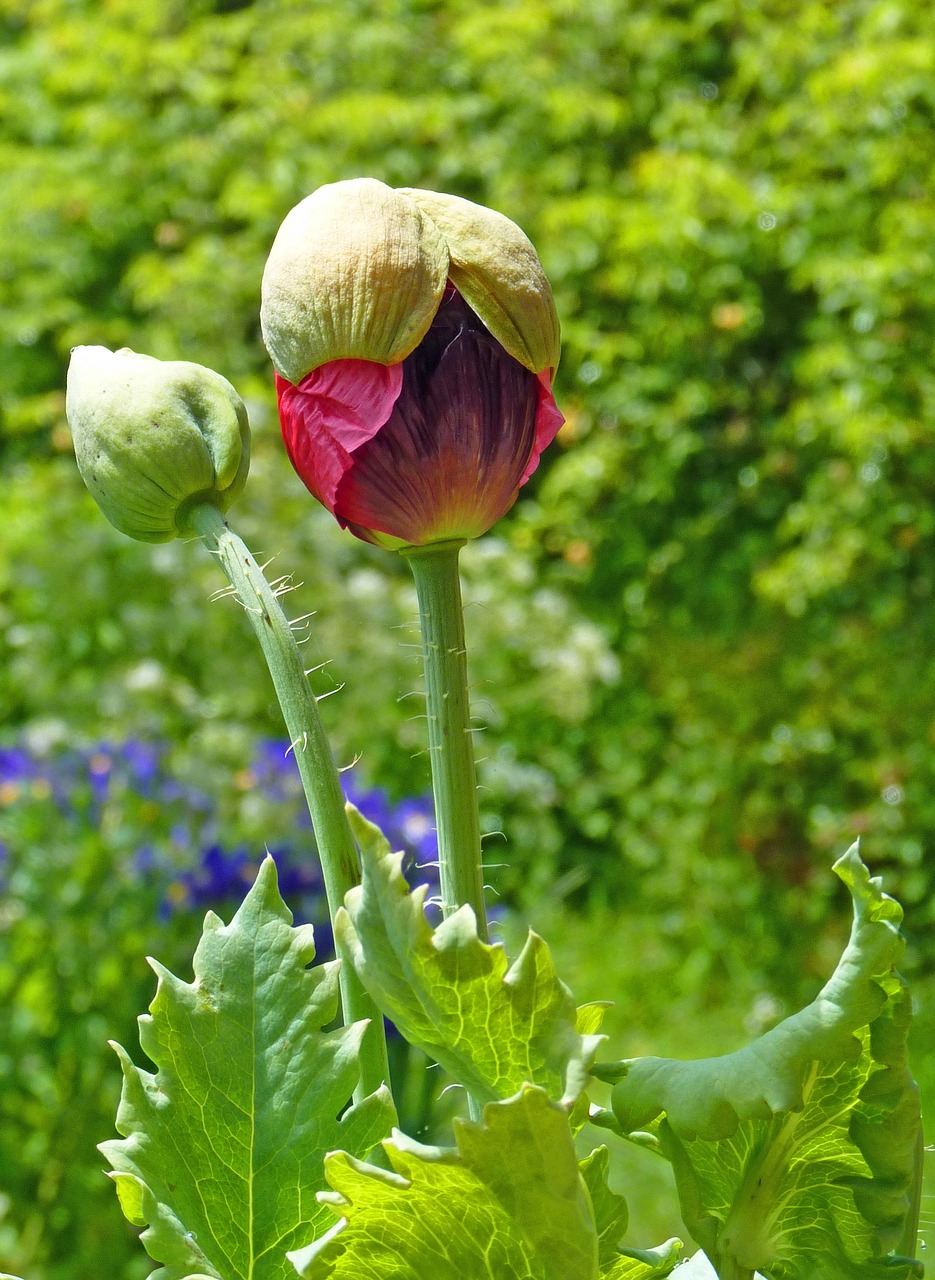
<box><xmin>1</xmin><ymin>0</ymin><xmax>933</xmax><ymax>1275</ymax></box>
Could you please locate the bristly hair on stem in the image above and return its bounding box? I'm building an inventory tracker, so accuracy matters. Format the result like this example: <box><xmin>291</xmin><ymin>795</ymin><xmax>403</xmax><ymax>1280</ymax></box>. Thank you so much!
<box><xmin>402</xmin><ymin>540</ymin><xmax>488</xmax><ymax>948</ymax></box>
<box><xmin>187</xmin><ymin>501</ymin><xmax>390</xmax><ymax>1104</ymax></box>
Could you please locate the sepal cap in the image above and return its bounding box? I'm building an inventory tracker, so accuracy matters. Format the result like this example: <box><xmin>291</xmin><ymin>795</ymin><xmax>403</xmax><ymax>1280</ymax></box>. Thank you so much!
<box><xmin>261</xmin><ymin>178</ymin><xmax>449</xmax><ymax>384</ymax></box>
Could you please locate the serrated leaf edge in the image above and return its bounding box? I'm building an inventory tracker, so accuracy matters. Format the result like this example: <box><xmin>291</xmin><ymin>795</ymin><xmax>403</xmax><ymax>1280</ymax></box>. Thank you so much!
<box><xmin>338</xmin><ymin>805</ymin><xmax>605</xmax><ymax>1107</ymax></box>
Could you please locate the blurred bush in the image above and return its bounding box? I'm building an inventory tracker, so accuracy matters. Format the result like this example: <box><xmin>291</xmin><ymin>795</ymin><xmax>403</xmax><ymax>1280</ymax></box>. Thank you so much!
<box><xmin>1</xmin><ymin>0</ymin><xmax>935</xmax><ymax>1270</ymax></box>
<box><xmin>2</xmin><ymin>0</ymin><xmax>933</xmax><ymax>988</ymax></box>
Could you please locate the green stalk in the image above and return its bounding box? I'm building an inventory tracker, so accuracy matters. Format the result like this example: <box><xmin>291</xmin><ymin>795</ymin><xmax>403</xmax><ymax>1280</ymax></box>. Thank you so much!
<box><xmin>402</xmin><ymin>541</ymin><xmax>488</xmax><ymax>944</ymax></box>
<box><xmin>189</xmin><ymin>503</ymin><xmax>389</xmax><ymax>1102</ymax></box>
<box><xmin>900</xmin><ymin>1124</ymin><xmax>925</xmax><ymax>1259</ymax></box>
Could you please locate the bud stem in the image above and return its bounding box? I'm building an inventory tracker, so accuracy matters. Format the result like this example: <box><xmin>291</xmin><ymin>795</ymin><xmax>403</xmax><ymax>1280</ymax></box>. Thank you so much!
<box><xmin>403</xmin><ymin>542</ymin><xmax>488</xmax><ymax>945</ymax></box>
<box><xmin>189</xmin><ymin>503</ymin><xmax>389</xmax><ymax>1103</ymax></box>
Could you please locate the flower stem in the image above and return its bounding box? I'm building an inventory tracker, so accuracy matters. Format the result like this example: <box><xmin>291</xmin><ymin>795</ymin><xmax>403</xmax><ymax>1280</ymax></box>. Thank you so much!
<box><xmin>402</xmin><ymin>541</ymin><xmax>488</xmax><ymax>944</ymax></box>
<box><xmin>189</xmin><ymin>503</ymin><xmax>389</xmax><ymax>1103</ymax></box>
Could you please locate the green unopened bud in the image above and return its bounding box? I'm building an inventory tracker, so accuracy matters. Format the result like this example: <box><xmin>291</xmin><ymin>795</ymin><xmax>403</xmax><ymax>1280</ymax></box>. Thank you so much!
<box><xmin>66</xmin><ymin>346</ymin><xmax>250</xmax><ymax>542</ymax></box>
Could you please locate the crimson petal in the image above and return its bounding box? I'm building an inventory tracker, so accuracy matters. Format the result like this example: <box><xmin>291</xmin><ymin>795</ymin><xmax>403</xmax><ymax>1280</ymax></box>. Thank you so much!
<box><xmin>276</xmin><ymin>360</ymin><xmax>403</xmax><ymax>511</ymax></box>
<box><xmin>521</xmin><ymin>371</ymin><xmax>564</xmax><ymax>485</ymax></box>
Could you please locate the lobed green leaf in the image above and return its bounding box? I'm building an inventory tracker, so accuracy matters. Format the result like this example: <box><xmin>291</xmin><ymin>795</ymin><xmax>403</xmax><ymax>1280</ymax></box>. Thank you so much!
<box><xmin>100</xmin><ymin>857</ymin><xmax>396</xmax><ymax>1280</ymax></box>
<box><xmin>335</xmin><ymin>806</ymin><xmax>604</xmax><ymax>1107</ymax></box>
<box><xmin>580</xmin><ymin>1146</ymin><xmax>630</xmax><ymax>1265</ymax></box>
<box><xmin>579</xmin><ymin>1146</ymin><xmax>684</xmax><ymax>1278</ymax></box>
<box><xmin>291</xmin><ymin>1085</ymin><xmax>680</xmax><ymax>1280</ymax></box>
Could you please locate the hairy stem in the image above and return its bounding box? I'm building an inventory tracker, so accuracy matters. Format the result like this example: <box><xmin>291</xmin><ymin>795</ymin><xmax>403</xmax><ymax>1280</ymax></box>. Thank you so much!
<box><xmin>190</xmin><ymin>503</ymin><xmax>389</xmax><ymax>1102</ymax></box>
<box><xmin>404</xmin><ymin>541</ymin><xmax>488</xmax><ymax>1121</ymax></box>
<box><xmin>403</xmin><ymin>541</ymin><xmax>488</xmax><ymax>941</ymax></box>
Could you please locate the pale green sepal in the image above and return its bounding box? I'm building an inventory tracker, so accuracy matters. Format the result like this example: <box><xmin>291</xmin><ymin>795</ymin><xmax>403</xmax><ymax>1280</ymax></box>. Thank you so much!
<box><xmin>67</xmin><ymin>346</ymin><xmax>249</xmax><ymax>543</ymax></box>
<box><xmin>401</xmin><ymin>187</ymin><xmax>561</xmax><ymax>372</ymax></box>
<box><xmin>261</xmin><ymin>178</ymin><xmax>449</xmax><ymax>382</ymax></box>
<box><xmin>603</xmin><ymin>1239</ymin><xmax>684</xmax><ymax>1278</ymax></box>
<box><xmin>336</xmin><ymin>805</ymin><xmax>604</xmax><ymax>1106</ymax></box>
<box><xmin>609</xmin><ymin>842</ymin><xmax>907</xmax><ymax>1141</ymax></box>
<box><xmin>100</xmin><ymin>856</ymin><xmax>396</xmax><ymax>1280</ymax></box>
<box><xmin>291</xmin><ymin>1086</ymin><xmax>599</xmax><ymax>1280</ymax></box>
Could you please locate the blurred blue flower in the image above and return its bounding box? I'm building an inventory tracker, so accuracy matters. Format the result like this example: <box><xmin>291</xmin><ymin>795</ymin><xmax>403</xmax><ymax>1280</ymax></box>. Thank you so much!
<box><xmin>0</xmin><ymin>748</ymin><xmax>34</xmax><ymax>783</ymax></box>
<box><xmin>87</xmin><ymin>749</ymin><xmax>113</xmax><ymax>803</ymax></box>
<box><xmin>120</xmin><ymin>739</ymin><xmax>163</xmax><ymax>789</ymax></box>
<box><xmin>1</xmin><ymin>736</ymin><xmax>454</xmax><ymax>955</ymax></box>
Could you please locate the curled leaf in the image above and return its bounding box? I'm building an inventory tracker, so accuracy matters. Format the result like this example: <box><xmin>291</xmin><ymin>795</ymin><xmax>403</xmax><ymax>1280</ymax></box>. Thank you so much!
<box><xmin>605</xmin><ymin>845</ymin><xmax>923</xmax><ymax>1279</ymax></box>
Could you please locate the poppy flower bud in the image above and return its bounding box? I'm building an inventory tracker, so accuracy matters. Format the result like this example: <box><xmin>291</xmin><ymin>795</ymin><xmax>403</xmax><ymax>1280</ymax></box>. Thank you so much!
<box><xmin>66</xmin><ymin>346</ymin><xmax>250</xmax><ymax>543</ymax></box>
<box><xmin>261</xmin><ymin>179</ymin><xmax>563</xmax><ymax>548</ymax></box>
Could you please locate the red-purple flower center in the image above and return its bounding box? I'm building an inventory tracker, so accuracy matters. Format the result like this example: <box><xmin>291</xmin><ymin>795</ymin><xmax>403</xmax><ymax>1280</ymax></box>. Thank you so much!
<box><xmin>277</xmin><ymin>288</ymin><xmax>563</xmax><ymax>547</ymax></box>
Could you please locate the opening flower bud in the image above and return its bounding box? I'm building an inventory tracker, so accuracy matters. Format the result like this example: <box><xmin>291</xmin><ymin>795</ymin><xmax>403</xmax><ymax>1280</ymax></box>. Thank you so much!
<box><xmin>66</xmin><ymin>346</ymin><xmax>250</xmax><ymax>542</ymax></box>
<box><xmin>262</xmin><ymin>179</ymin><xmax>563</xmax><ymax>549</ymax></box>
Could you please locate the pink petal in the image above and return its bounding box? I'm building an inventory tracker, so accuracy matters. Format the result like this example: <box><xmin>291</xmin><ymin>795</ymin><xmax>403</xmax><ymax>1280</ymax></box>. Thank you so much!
<box><xmin>519</xmin><ymin>371</ymin><xmax>564</xmax><ymax>486</ymax></box>
<box><xmin>276</xmin><ymin>360</ymin><xmax>403</xmax><ymax>510</ymax></box>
